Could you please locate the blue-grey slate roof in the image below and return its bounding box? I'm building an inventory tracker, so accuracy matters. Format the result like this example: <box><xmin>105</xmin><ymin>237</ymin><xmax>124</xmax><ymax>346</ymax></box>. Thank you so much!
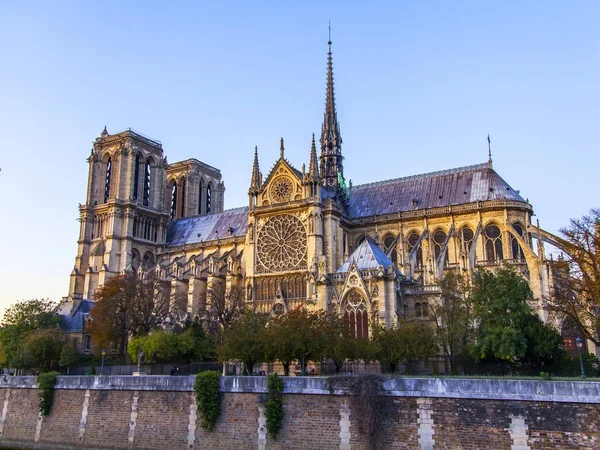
<box><xmin>349</xmin><ymin>163</ymin><xmax>526</xmax><ymax>218</ymax></box>
<box><xmin>59</xmin><ymin>299</ymin><xmax>94</xmax><ymax>333</ymax></box>
<box><xmin>166</xmin><ymin>207</ymin><xmax>248</xmax><ymax>247</ymax></box>
<box><xmin>337</xmin><ymin>237</ymin><xmax>400</xmax><ymax>274</ymax></box>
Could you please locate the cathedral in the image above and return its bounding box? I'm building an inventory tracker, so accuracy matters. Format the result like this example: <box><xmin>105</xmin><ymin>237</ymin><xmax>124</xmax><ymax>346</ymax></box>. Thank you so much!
<box><xmin>63</xmin><ymin>38</ymin><xmax>558</xmax><ymax>343</ymax></box>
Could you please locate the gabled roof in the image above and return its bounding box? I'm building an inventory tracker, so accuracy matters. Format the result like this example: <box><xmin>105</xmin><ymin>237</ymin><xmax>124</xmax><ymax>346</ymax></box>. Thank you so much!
<box><xmin>166</xmin><ymin>207</ymin><xmax>248</xmax><ymax>247</ymax></box>
<box><xmin>337</xmin><ymin>236</ymin><xmax>400</xmax><ymax>274</ymax></box>
<box><xmin>349</xmin><ymin>163</ymin><xmax>526</xmax><ymax>218</ymax></box>
<box><xmin>59</xmin><ymin>299</ymin><xmax>95</xmax><ymax>333</ymax></box>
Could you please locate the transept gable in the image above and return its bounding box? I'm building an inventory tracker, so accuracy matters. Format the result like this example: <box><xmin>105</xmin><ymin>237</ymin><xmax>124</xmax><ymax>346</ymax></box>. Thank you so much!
<box><xmin>259</xmin><ymin>157</ymin><xmax>304</xmax><ymax>207</ymax></box>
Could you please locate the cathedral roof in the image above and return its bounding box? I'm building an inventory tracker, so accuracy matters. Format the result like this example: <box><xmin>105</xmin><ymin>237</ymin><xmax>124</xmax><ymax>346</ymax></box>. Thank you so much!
<box><xmin>348</xmin><ymin>163</ymin><xmax>526</xmax><ymax>218</ymax></box>
<box><xmin>59</xmin><ymin>299</ymin><xmax>94</xmax><ymax>333</ymax></box>
<box><xmin>166</xmin><ymin>207</ymin><xmax>248</xmax><ymax>247</ymax></box>
<box><xmin>337</xmin><ymin>236</ymin><xmax>400</xmax><ymax>274</ymax></box>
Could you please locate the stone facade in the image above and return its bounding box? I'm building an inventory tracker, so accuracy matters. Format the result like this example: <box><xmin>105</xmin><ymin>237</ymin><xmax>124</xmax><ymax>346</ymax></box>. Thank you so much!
<box><xmin>0</xmin><ymin>376</ymin><xmax>598</xmax><ymax>449</ymax></box>
<box><xmin>62</xmin><ymin>39</ymin><xmax>575</xmax><ymax>348</ymax></box>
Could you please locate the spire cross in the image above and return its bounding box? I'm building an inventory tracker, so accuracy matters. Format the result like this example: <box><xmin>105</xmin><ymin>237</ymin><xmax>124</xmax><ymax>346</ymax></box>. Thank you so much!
<box><xmin>487</xmin><ymin>134</ymin><xmax>493</xmax><ymax>168</ymax></box>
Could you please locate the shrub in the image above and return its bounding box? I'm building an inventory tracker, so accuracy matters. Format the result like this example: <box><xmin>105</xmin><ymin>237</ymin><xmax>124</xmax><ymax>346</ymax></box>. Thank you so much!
<box><xmin>265</xmin><ymin>374</ymin><xmax>284</xmax><ymax>438</ymax></box>
<box><xmin>194</xmin><ymin>371</ymin><xmax>221</xmax><ymax>430</ymax></box>
<box><xmin>37</xmin><ymin>371</ymin><xmax>60</xmax><ymax>416</ymax></box>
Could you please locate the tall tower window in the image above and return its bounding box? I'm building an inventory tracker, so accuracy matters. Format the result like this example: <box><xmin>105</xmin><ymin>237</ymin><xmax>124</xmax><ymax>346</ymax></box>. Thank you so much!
<box><xmin>180</xmin><ymin>179</ymin><xmax>186</xmax><ymax>218</ymax></box>
<box><xmin>143</xmin><ymin>160</ymin><xmax>151</xmax><ymax>206</ymax></box>
<box><xmin>104</xmin><ymin>157</ymin><xmax>112</xmax><ymax>203</ymax></box>
<box><xmin>206</xmin><ymin>184</ymin><xmax>212</xmax><ymax>214</ymax></box>
<box><xmin>170</xmin><ymin>183</ymin><xmax>177</xmax><ymax>220</ymax></box>
<box><xmin>133</xmin><ymin>155</ymin><xmax>141</xmax><ymax>200</ymax></box>
<box><xmin>461</xmin><ymin>227</ymin><xmax>475</xmax><ymax>254</ymax></box>
<box><xmin>511</xmin><ymin>223</ymin><xmax>525</xmax><ymax>261</ymax></box>
<box><xmin>198</xmin><ymin>181</ymin><xmax>203</xmax><ymax>214</ymax></box>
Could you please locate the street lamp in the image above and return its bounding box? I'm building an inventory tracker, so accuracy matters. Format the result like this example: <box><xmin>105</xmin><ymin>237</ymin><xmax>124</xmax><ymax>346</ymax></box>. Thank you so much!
<box><xmin>101</xmin><ymin>349</ymin><xmax>106</xmax><ymax>376</ymax></box>
<box><xmin>576</xmin><ymin>337</ymin><xmax>586</xmax><ymax>379</ymax></box>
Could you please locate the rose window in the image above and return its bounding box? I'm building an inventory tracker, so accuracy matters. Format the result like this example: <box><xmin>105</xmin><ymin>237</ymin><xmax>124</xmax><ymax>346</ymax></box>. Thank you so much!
<box><xmin>257</xmin><ymin>215</ymin><xmax>307</xmax><ymax>272</ymax></box>
<box><xmin>270</xmin><ymin>177</ymin><xmax>293</xmax><ymax>203</ymax></box>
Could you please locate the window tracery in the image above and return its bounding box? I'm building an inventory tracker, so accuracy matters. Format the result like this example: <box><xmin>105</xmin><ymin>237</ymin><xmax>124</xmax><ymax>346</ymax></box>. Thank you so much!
<box><xmin>407</xmin><ymin>232</ymin><xmax>423</xmax><ymax>269</ymax></box>
<box><xmin>461</xmin><ymin>227</ymin><xmax>474</xmax><ymax>254</ymax></box>
<box><xmin>485</xmin><ymin>224</ymin><xmax>503</xmax><ymax>262</ymax></box>
<box><xmin>133</xmin><ymin>154</ymin><xmax>141</xmax><ymax>200</ymax></box>
<box><xmin>433</xmin><ymin>229</ymin><xmax>449</xmax><ymax>264</ymax></box>
<box><xmin>254</xmin><ymin>275</ymin><xmax>307</xmax><ymax>301</ymax></box>
<box><xmin>343</xmin><ymin>290</ymin><xmax>368</xmax><ymax>339</ymax></box>
<box><xmin>257</xmin><ymin>215</ymin><xmax>307</xmax><ymax>273</ymax></box>
<box><xmin>269</xmin><ymin>176</ymin><xmax>293</xmax><ymax>203</ymax></box>
<box><xmin>511</xmin><ymin>223</ymin><xmax>525</xmax><ymax>261</ymax></box>
<box><xmin>383</xmin><ymin>233</ymin><xmax>397</xmax><ymax>265</ymax></box>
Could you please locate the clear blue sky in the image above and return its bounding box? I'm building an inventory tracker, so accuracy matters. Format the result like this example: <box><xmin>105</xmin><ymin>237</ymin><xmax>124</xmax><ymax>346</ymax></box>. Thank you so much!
<box><xmin>0</xmin><ymin>1</ymin><xmax>599</xmax><ymax>312</ymax></box>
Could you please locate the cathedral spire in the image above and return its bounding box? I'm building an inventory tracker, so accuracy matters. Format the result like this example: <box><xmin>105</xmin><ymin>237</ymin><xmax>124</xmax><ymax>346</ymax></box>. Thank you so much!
<box><xmin>487</xmin><ymin>134</ymin><xmax>493</xmax><ymax>169</ymax></box>
<box><xmin>319</xmin><ymin>25</ymin><xmax>344</xmax><ymax>191</ymax></box>
<box><xmin>309</xmin><ymin>133</ymin><xmax>319</xmax><ymax>179</ymax></box>
<box><xmin>249</xmin><ymin>146</ymin><xmax>261</xmax><ymax>192</ymax></box>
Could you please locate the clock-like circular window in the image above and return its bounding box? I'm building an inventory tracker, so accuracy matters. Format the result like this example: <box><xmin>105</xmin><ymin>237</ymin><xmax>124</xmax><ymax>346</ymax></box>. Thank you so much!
<box><xmin>270</xmin><ymin>176</ymin><xmax>293</xmax><ymax>203</ymax></box>
<box><xmin>257</xmin><ymin>215</ymin><xmax>307</xmax><ymax>272</ymax></box>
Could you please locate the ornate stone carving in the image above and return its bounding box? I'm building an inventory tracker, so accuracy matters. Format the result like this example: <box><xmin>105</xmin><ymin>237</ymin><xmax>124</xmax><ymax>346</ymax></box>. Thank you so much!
<box><xmin>257</xmin><ymin>214</ymin><xmax>307</xmax><ymax>272</ymax></box>
<box><xmin>269</xmin><ymin>176</ymin><xmax>293</xmax><ymax>203</ymax></box>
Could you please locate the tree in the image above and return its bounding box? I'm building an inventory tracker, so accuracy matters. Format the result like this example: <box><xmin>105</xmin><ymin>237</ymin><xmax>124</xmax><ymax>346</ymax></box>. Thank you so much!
<box><xmin>546</xmin><ymin>209</ymin><xmax>600</xmax><ymax>346</ymax></box>
<box><xmin>0</xmin><ymin>299</ymin><xmax>60</xmax><ymax>369</ymax></box>
<box><xmin>371</xmin><ymin>321</ymin><xmax>437</xmax><ymax>373</ymax></box>
<box><xmin>217</xmin><ymin>311</ymin><xmax>269</xmax><ymax>375</ymax></box>
<box><xmin>59</xmin><ymin>339</ymin><xmax>80</xmax><ymax>374</ymax></box>
<box><xmin>431</xmin><ymin>271</ymin><xmax>475</xmax><ymax>374</ymax></box>
<box><xmin>202</xmin><ymin>284</ymin><xmax>247</xmax><ymax>337</ymax></box>
<box><xmin>319</xmin><ymin>313</ymin><xmax>360</xmax><ymax>374</ymax></box>
<box><xmin>91</xmin><ymin>272</ymin><xmax>179</xmax><ymax>357</ymax></box>
<box><xmin>25</xmin><ymin>328</ymin><xmax>64</xmax><ymax>372</ymax></box>
<box><xmin>470</xmin><ymin>268</ymin><xmax>563</xmax><ymax>372</ymax></box>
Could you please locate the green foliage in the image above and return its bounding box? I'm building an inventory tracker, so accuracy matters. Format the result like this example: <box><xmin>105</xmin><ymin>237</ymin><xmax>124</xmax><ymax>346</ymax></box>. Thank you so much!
<box><xmin>0</xmin><ymin>299</ymin><xmax>60</xmax><ymax>369</ymax></box>
<box><xmin>25</xmin><ymin>328</ymin><xmax>64</xmax><ymax>372</ymax></box>
<box><xmin>265</xmin><ymin>373</ymin><xmax>284</xmax><ymax>438</ymax></box>
<box><xmin>194</xmin><ymin>371</ymin><xmax>221</xmax><ymax>431</ymax></box>
<box><xmin>36</xmin><ymin>371</ymin><xmax>59</xmax><ymax>416</ymax></box>
<box><xmin>539</xmin><ymin>371</ymin><xmax>551</xmax><ymax>380</ymax></box>
<box><xmin>58</xmin><ymin>340</ymin><xmax>79</xmax><ymax>372</ymax></box>
<box><xmin>371</xmin><ymin>321</ymin><xmax>438</xmax><ymax>373</ymax></box>
<box><xmin>469</xmin><ymin>268</ymin><xmax>564</xmax><ymax>372</ymax></box>
<box><xmin>89</xmin><ymin>365</ymin><xmax>96</xmax><ymax>375</ymax></box>
<box><xmin>218</xmin><ymin>311</ymin><xmax>269</xmax><ymax>375</ymax></box>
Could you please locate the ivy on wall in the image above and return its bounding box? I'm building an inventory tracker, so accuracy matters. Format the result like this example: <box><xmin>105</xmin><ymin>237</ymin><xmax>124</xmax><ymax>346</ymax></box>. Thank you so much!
<box><xmin>265</xmin><ymin>373</ymin><xmax>284</xmax><ymax>438</ymax></box>
<box><xmin>37</xmin><ymin>372</ymin><xmax>60</xmax><ymax>416</ymax></box>
<box><xmin>194</xmin><ymin>371</ymin><xmax>222</xmax><ymax>431</ymax></box>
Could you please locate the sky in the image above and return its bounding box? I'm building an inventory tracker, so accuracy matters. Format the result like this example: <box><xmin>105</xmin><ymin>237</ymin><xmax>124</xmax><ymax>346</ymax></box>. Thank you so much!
<box><xmin>0</xmin><ymin>1</ymin><xmax>599</xmax><ymax>313</ymax></box>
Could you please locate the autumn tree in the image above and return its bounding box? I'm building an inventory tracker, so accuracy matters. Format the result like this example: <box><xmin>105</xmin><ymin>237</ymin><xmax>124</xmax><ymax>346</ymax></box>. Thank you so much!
<box><xmin>546</xmin><ymin>208</ymin><xmax>600</xmax><ymax>346</ymax></box>
<box><xmin>430</xmin><ymin>271</ymin><xmax>475</xmax><ymax>374</ymax></box>
<box><xmin>91</xmin><ymin>272</ymin><xmax>180</xmax><ymax>357</ymax></box>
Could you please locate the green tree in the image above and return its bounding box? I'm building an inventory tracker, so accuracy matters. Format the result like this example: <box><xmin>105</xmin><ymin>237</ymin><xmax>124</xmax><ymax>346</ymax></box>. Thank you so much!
<box><xmin>59</xmin><ymin>339</ymin><xmax>80</xmax><ymax>374</ymax></box>
<box><xmin>218</xmin><ymin>311</ymin><xmax>269</xmax><ymax>375</ymax></box>
<box><xmin>0</xmin><ymin>298</ymin><xmax>60</xmax><ymax>369</ymax></box>
<box><xmin>470</xmin><ymin>268</ymin><xmax>564</xmax><ymax>372</ymax></box>
<box><xmin>431</xmin><ymin>271</ymin><xmax>475</xmax><ymax>374</ymax></box>
<box><xmin>319</xmin><ymin>312</ymin><xmax>360</xmax><ymax>374</ymax></box>
<box><xmin>371</xmin><ymin>321</ymin><xmax>437</xmax><ymax>373</ymax></box>
<box><xmin>25</xmin><ymin>328</ymin><xmax>64</xmax><ymax>372</ymax></box>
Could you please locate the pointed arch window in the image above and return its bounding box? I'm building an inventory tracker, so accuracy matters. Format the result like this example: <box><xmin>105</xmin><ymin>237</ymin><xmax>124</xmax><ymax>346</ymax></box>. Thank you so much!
<box><xmin>433</xmin><ymin>230</ymin><xmax>449</xmax><ymax>265</ymax></box>
<box><xmin>485</xmin><ymin>224</ymin><xmax>503</xmax><ymax>262</ymax></box>
<box><xmin>383</xmin><ymin>233</ymin><xmax>397</xmax><ymax>265</ymax></box>
<box><xmin>415</xmin><ymin>301</ymin><xmax>429</xmax><ymax>319</ymax></box>
<box><xmin>170</xmin><ymin>183</ymin><xmax>177</xmax><ymax>220</ymax></box>
<box><xmin>511</xmin><ymin>223</ymin><xmax>525</xmax><ymax>261</ymax></box>
<box><xmin>143</xmin><ymin>159</ymin><xmax>151</xmax><ymax>206</ymax></box>
<box><xmin>461</xmin><ymin>227</ymin><xmax>474</xmax><ymax>255</ymax></box>
<box><xmin>133</xmin><ymin>154</ymin><xmax>141</xmax><ymax>200</ymax></box>
<box><xmin>407</xmin><ymin>232</ymin><xmax>423</xmax><ymax>269</ymax></box>
<box><xmin>342</xmin><ymin>290</ymin><xmax>368</xmax><ymax>339</ymax></box>
<box><xmin>206</xmin><ymin>184</ymin><xmax>212</xmax><ymax>214</ymax></box>
<box><xmin>198</xmin><ymin>180</ymin><xmax>203</xmax><ymax>215</ymax></box>
<box><xmin>104</xmin><ymin>157</ymin><xmax>112</xmax><ymax>203</ymax></box>
<box><xmin>180</xmin><ymin>179</ymin><xmax>186</xmax><ymax>218</ymax></box>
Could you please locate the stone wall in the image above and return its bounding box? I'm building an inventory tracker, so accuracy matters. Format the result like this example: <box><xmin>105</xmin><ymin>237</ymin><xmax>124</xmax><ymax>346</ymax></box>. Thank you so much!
<box><xmin>0</xmin><ymin>376</ymin><xmax>598</xmax><ymax>449</ymax></box>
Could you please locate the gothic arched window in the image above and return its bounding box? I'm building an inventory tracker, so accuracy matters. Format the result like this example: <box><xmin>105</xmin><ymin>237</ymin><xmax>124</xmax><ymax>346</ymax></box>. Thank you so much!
<box><xmin>104</xmin><ymin>157</ymin><xmax>112</xmax><ymax>203</ymax></box>
<box><xmin>342</xmin><ymin>290</ymin><xmax>368</xmax><ymax>339</ymax></box>
<box><xmin>180</xmin><ymin>179</ymin><xmax>186</xmax><ymax>218</ymax></box>
<box><xmin>511</xmin><ymin>223</ymin><xmax>525</xmax><ymax>261</ymax></box>
<box><xmin>433</xmin><ymin>229</ymin><xmax>449</xmax><ymax>264</ymax></box>
<box><xmin>133</xmin><ymin>154</ymin><xmax>141</xmax><ymax>200</ymax></box>
<box><xmin>143</xmin><ymin>159</ymin><xmax>151</xmax><ymax>206</ymax></box>
<box><xmin>415</xmin><ymin>301</ymin><xmax>429</xmax><ymax>319</ymax></box>
<box><xmin>170</xmin><ymin>183</ymin><xmax>177</xmax><ymax>220</ymax></box>
<box><xmin>407</xmin><ymin>232</ymin><xmax>423</xmax><ymax>269</ymax></box>
<box><xmin>461</xmin><ymin>227</ymin><xmax>474</xmax><ymax>255</ymax></box>
<box><xmin>485</xmin><ymin>224</ymin><xmax>503</xmax><ymax>262</ymax></box>
<box><xmin>383</xmin><ymin>233</ymin><xmax>397</xmax><ymax>265</ymax></box>
<box><xmin>198</xmin><ymin>180</ymin><xmax>203</xmax><ymax>215</ymax></box>
<box><xmin>206</xmin><ymin>184</ymin><xmax>212</xmax><ymax>214</ymax></box>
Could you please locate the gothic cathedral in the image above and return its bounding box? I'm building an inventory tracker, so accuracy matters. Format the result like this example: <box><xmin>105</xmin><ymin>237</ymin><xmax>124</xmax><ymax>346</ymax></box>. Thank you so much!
<box><xmin>65</xmin><ymin>39</ymin><xmax>557</xmax><ymax>338</ymax></box>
